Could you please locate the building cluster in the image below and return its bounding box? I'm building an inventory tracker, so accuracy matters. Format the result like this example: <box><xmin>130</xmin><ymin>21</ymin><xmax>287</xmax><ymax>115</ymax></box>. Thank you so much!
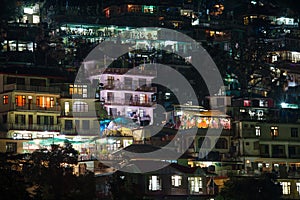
<box><xmin>1</xmin><ymin>0</ymin><xmax>300</xmax><ymax>199</ymax></box>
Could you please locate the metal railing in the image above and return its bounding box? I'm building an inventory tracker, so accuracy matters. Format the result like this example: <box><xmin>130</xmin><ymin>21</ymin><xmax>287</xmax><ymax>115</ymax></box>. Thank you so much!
<box><xmin>105</xmin><ymin>97</ymin><xmax>155</xmax><ymax>107</ymax></box>
<box><xmin>102</xmin><ymin>83</ymin><xmax>157</xmax><ymax>92</ymax></box>
<box><xmin>11</xmin><ymin>103</ymin><xmax>61</xmax><ymax>112</ymax></box>
<box><xmin>61</xmin><ymin>128</ymin><xmax>100</xmax><ymax>135</ymax></box>
<box><xmin>4</xmin><ymin>84</ymin><xmax>61</xmax><ymax>93</ymax></box>
<box><xmin>8</xmin><ymin>123</ymin><xmax>60</xmax><ymax>131</ymax></box>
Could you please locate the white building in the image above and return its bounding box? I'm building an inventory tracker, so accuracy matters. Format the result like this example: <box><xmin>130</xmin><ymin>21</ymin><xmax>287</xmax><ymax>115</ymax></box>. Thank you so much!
<box><xmin>88</xmin><ymin>64</ymin><xmax>157</xmax><ymax>127</ymax></box>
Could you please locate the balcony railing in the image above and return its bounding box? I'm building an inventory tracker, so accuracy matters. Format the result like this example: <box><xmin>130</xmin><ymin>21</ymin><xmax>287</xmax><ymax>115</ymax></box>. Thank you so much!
<box><xmin>105</xmin><ymin>98</ymin><xmax>155</xmax><ymax>107</ymax></box>
<box><xmin>4</xmin><ymin>84</ymin><xmax>61</xmax><ymax>93</ymax></box>
<box><xmin>8</xmin><ymin>123</ymin><xmax>60</xmax><ymax>131</ymax></box>
<box><xmin>94</xmin><ymin>67</ymin><xmax>157</xmax><ymax>77</ymax></box>
<box><xmin>103</xmin><ymin>84</ymin><xmax>156</xmax><ymax>92</ymax></box>
<box><xmin>61</xmin><ymin>128</ymin><xmax>100</xmax><ymax>136</ymax></box>
<box><xmin>11</xmin><ymin>103</ymin><xmax>61</xmax><ymax>112</ymax></box>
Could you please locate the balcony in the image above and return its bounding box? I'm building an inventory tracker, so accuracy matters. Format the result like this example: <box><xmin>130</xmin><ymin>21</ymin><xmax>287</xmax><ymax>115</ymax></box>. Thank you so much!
<box><xmin>103</xmin><ymin>84</ymin><xmax>157</xmax><ymax>93</ymax></box>
<box><xmin>8</xmin><ymin>123</ymin><xmax>60</xmax><ymax>132</ymax></box>
<box><xmin>10</xmin><ymin>103</ymin><xmax>61</xmax><ymax>112</ymax></box>
<box><xmin>60</xmin><ymin>128</ymin><xmax>100</xmax><ymax>136</ymax></box>
<box><xmin>105</xmin><ymin>98</ymin><xmax>155</xmax><ymax>107</ymax></box>
<box><xmin>94</xmin><ymin>67</ymin><xmax>157</xmax><ymax>77</ymax></box>
<box><xmin>4</xmin><ymin>84</ymin><xmax>61</xmax><ymax>93</ymax></box>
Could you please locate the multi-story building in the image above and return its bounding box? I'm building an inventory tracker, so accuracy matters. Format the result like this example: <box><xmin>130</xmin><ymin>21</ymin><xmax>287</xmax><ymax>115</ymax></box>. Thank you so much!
<box><xmin>0</xmin><ymin>67</ymin><xmax>64</xmax><ymax>153</ymax></box>
<box><xmin>88</xmin><ymin>65</ymin><xmax>157</xmax><ymax>127</ymax></box>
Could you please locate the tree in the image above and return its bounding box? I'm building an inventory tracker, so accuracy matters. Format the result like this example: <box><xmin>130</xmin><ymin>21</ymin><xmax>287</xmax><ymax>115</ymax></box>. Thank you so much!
<box><xmin>0</xmin><ymin>0</ymin><xmax>22</xmax><ymax>22</ymax></box>
<box><xmin>23</xmin><ymin>142</ymin><xmax>96</xmax><ymax>200</ymax></box>
<box><xmin>216</xmin><ymin>174</ymin><xmax>282</xmax><ymax>200</ymax></box>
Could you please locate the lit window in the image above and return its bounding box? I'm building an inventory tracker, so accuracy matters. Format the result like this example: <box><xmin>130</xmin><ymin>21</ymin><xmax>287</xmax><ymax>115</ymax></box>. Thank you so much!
<box><xmin>271</xmin><ymin>126</ymin><xmax>279</xmax><ymax>138</ymax></box>
<box><xmin>139</xmin><ymin>94</ymin><xmax>146</xmax><ymax>104</ymax></box>
<box><xmin>244</xmin><ymin>100</ymin><xmax>251</xmax><ymax>107</ymax></box>
<box><xmin>36</xmin><ymin>96</ymin><xmax>54</xmax><ymax>108</ymax></box>
<box><xmin>69</xmin><ymin>84</ymin><xmax>87</xmax><ymax>97</ymax></box>
<box><xmin>296</xmin><ymin>182</ymin><xmax>300</xmax><ymax>195</ymax></box>
<box><xmin>280</xmin><ymin>182</ymin><xmax>291</xmax><ymax>195</ymax></box>
<box><xmin>3</xmin><ymin>95</ymin><xmax>8</xmax><ymax>104</ymax></box>
<box><xmin>15</xmin><ymin>95</ymin><xmax>26</xmax><ymax>106</ymax></box>
<box><xmin>188</xmin><ymin>177</ymin><xmax>202</xmax><ymax>194</ymax></box>
<box><xmin>149</xmin><ymin>176</ymin><xmax>161</xmax><ymax>191</ymax></box>
<box><xmin>255</xmin><ymin>126</ymin><xmax>261</xmax><ymax>136</ymax></box>
<box><xmin>171</xmin><ymin>175</ymin><xmax>182</xmax><ymax>187</ymax></box>
<box><xmin>65</xmin><ymin>102</ymin><xmax>70</xmax><ymax>115</ymax></box>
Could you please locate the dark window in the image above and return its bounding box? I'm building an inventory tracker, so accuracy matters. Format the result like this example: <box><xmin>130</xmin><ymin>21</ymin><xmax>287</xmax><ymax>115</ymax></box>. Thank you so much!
<box><xmin>15</xmin><ymin>115</ymin><xmax>25</xmax><ymax>124</ymax></box>
<box><xmin>217</xmin><ymin>98</ymin><xmax>225</xmax><ymax>105</ymax></box>
<box><xmin>75</xmin><ymin>120</ymin><xmax>80</xmax><ymax>130</ymax></box>
<box><xmin>44</xmin><ymin>116</ymin><xmax>48</xmax><ymax>125</ymax></box>
<box><xmin>82</xmin><ymin>120</ymin><xmax>90</xmax><ymax>130</ymax></box>
<box><xmin>215</xmin><ymin>138</ymin><xmax>228</xmax><ymax>149</ymax></box>
<box><xmin>6</xmin><ymin>142</ymin><xmax>17</xmax><ymax>153</ymax></box>
<box><xmin>30</xmin><ymin>78</ymin><xmax>46</xmax><ymax>86</ymax></box>
<box><xmin>37</xmin><ymin>116</ymin><xmax>41</xmax><ymax>125</ymax></box>
<box><xmin>2</xmin><ymin>114</ymin><xmax>7</xmax><ymax>123</ymax></box>
<box><xmin>198</xmin><ymin>137</ymin><xmax>211</xmax><ymax>148</ymax></box>
<box><xmin>291</xmin><ymin>128</ymin><xmax>298</xmax><ymax>137</ymax></box>
<box><xmin>49</xmin><ymin>116</ymin><xmax>54</xmax><ymax>125</ymax></box>
<box><xmin>138</xmin><ymin>78</ymin><xmax>147</xmax><ymax>87</ymax></box>
<box><xmin>65</xmin><ymin>120</ymin><xmax>73</xmax><ymax>130</ymax></box>
<box><xmin>7</xmin><ymin>77</ymin><xmax>25</xmax><ymax>84</ymax></box>
<box><xmin>254</xmin><ymin>141</ymin><xmax>259</xmax><ymax>150</ymax></box>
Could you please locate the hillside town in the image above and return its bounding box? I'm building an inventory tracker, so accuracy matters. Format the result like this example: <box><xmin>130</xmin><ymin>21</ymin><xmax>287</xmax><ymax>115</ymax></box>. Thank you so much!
<box><xmin>0</xmin><ymin>0</ymin><xmax>300</xmax><ymax>199</ymax></box>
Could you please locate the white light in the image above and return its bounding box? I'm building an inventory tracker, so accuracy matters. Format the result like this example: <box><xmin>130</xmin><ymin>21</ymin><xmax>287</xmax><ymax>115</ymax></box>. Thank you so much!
<box><xmin>24</xmin><ymin>7</ymin><xmax>34</xmax><ymax>14</ymax></box>
<box><xmin>281</xmin><ymin>102</ymin><xmax>287</xmax><ymax>108</ymax></box>
<box><xmin>108</xmin><ymin>139</ymin><xmax>115</xmax><ymax>144</ymax></box>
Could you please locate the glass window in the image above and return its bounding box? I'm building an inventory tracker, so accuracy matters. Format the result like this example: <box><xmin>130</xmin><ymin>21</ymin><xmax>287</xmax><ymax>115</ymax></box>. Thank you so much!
<box><xmin>3</xmin><ymin>95</ymin><xmax>8</xmax><ymax>104</ymax></box>
<box><xmin>149</xmin><ymin>176</ymin><xmax>161</xmax><ymax>191</ymax></box>
<box><xmin>15</xmin><ymin>114</ymin><xmax>25</xmax><ymax>124</ymax></box>
<box><xmin>254</xmin><ymin>141</ymin><xmax>260</xmax><ymax>150</ymax></box>
<box><xmin>15</xmin><ymin>95</ymin><xmax>26</xmax><ymax>106</ymax></box>
<box><xmin>291</xmin><ymin>128</ymin><xmax>298</xmax><ymax>137</ymax></box>
<box><xmin>37</xmin><ymin>116</ymin><xmax>41</xmax><ymax>124</ymax></box>
<box><xmin>65</xmin><ymin>102</ymin><xmax>70</xmax><ymax>115</ymax></box>
<box><xmin>73</xmin><ymin>101</ymin><xmax>88</xmax><ymax>112</ymax></box>
<box><xmin>198</xmin><ymin>137</ymin><xmax>211</xmax><ymax>148</ymax></box>
<box><xmin>6</xmin><ymin>142</ymin><xmax>17</xmax><ymax>153</ymax></box>
<box><xmin>271</xmin><ymin>126</ymin><xmax>279</xmax><ymax>138</ymax></box>
<box><xmin>49</xmin><ymin>116</ymin><xmax>54</xmax><ymax>125</ymax></box>
<box><xmin>296</xmin><ymin>182</ymin><xmax>300</xmax><ymax>195</ymax></box>
<box><xmin>188</xmin><ymin>177</ymin><xmax>202</xmax><ymax>193</ymax></box>
<box><xmin>280</xmin><ymin>182</ymin><xmax>291</xmax><ymax>195</ymax></box>
<box><xmin>69</xmin><ymin>84</ymin><xmax>87</xmax><ymax>97</ymax></box>
<box><xmin>82</xmin><ymin>120</ymin><xmax>90</xmax><ymax>130</ymax></box>
<box><xmin>138</xmin><ymin>78</ymin><xmax>146</xmax><ymax>87</ymax></box>
<box><xmin>65</xmin><ymin>120</ymin><xmax>73</xmax><ymax>130</ymax></box>
<box><xmin>215</xmin><ymin>138</ymin><xmax>228</xmax><ymax>149</ymax></box>
<box><xmin>44</xmin><ymin>116</ymin><xmax>49</xmax><ymax>125</ymax></box>
<box><xmin>36</xmin><ymin>96</ymin><xmax>53</xmax><ymax>108</ymax></box>
<box><xmin>244</xmin><ymin>100</ymin><xmax>251</xmax><ymax>107</ymax></box>
<box><xmin>255</xmin><ymin>126</ymin><xmax>261</xmax><ymax>136</ymax></box>
<box><xmin>171</xmin><ymin>175</ymin><xmax>182</xmax><ymax>187</ymax></box>
<box><xmin>124</xmin><ymin>77</ymin><xmax>132</xmax><ymax>89</ymax></box>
